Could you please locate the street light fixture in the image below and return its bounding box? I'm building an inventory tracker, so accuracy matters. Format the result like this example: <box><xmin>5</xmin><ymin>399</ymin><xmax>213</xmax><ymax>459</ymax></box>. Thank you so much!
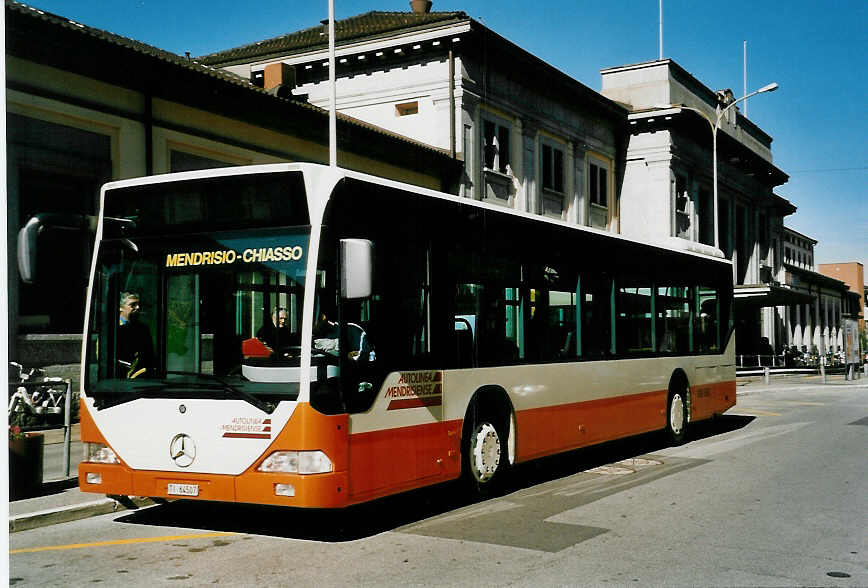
<box><xmin>657</xmin><ymin>82</ymin><xmax>778</xmax><ymax>250</ymax></box>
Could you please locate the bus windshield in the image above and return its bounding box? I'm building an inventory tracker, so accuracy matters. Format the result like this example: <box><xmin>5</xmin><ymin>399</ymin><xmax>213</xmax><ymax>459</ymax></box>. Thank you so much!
<box><xmin>85</xmin><ymin>227</ymin><xmax>310</xmax><ymax>412</ymax></box>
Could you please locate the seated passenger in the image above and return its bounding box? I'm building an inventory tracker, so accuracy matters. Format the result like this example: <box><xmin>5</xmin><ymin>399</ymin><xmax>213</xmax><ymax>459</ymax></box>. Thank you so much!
<box><xmin>257</xmin><ymin>307</ymin><xmax>298</xmax><ymax>351</ymax></box>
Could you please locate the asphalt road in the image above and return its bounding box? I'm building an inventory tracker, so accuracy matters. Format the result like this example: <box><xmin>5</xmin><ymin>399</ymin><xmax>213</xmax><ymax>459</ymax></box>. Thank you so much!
<box><xmin>9</xmin><ymin>381</ymin><xmax>868</xmax><ymax>586</ymax></box>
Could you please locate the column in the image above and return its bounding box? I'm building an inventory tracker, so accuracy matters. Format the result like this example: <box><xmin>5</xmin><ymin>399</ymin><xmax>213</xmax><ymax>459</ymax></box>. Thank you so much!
<box><xmin>522</xmin><ymin>123</ymin><xmax>538</xmax><ymax>214</ymax></box>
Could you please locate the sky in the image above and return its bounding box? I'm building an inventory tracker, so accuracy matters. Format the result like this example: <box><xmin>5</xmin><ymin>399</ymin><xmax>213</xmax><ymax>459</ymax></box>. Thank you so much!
<box><xmin>22</xmin><ymin>0</ymin><xmax>867</xmax><ymax>271</ymax></box>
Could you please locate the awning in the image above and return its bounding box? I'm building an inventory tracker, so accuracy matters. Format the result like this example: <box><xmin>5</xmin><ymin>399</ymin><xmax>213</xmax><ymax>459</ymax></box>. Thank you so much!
<box><xmin>734</xmin><ymin>284</ymin><xmax>814</xmax><ymax>309</ymax></box>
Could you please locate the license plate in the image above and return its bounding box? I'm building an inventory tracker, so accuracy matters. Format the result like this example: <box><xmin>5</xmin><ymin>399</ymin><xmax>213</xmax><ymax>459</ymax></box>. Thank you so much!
<box><xmin>167</xmin><ymin>483</ymin><xmax>199</xmax><ymax>496</ymax></box>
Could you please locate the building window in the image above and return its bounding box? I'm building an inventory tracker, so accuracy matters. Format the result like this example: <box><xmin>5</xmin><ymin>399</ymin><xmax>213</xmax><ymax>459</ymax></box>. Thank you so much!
<box><xmin>9</xmin><ymin>114</ymin><xmax>112</xmax><ymax>333</ymax></box>
<box><xmin>588</xmin><ymin>155</ymin><xmax>611</xmax><ymax>229</ymax></box>
<box><xmin>482</xmin><ymin>119</ymin><xmax>510</xmax><ymax>174</ymax></box>
<box><xmin>674</xmin><ymin>173</ymin><xmax>690</xmax><ymax>239</ymax></box>
<box><xmin>395</xmin><ymin>101</ymin><xmax>419</xmax><ymax>116</ymax></box>
<box><xmin>541</xmin><ymin>143</ymin><xmax>564</xmax><ymax>193</ymax></box>
<box><xmin>589</xmin><ymin>162</ymin><xmax>608</xmax><ymax>207</ymax></box>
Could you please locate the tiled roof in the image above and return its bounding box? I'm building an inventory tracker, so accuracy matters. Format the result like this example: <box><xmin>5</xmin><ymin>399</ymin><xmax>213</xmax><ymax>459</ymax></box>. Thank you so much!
<box><xmin>7</xmin><ymin>1</ymin><xmax>269</xmax><ymax>90</ymax></box>
<box><xmin>6</xmin><ymin>1</ymin><xmax>453</xmax><ymax>157</ymax></box>
<box><xmin>198</xmin><ymin>11</ymin><xmax>468</xmax><ymax>65</ymax></box>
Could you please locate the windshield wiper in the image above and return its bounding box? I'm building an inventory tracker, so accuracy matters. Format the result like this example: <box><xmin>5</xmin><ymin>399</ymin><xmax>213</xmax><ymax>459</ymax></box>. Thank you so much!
<box><xmin>165</xmin><ymin>371</ymin><xmax>274</xmax><ymax>413</ymax></box>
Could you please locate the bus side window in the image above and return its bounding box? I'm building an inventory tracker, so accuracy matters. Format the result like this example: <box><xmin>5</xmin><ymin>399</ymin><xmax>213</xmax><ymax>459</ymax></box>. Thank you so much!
<box><xmin>580</xmin><ymin>275</ymin><xmax>612</xmax><ymax>358</ymax></box>
<box><xmin>454</xmin><ymin>317</ymin><xmax>474</xmax><ymax>368</ymax></box>
<box><xmin>455</xmin><ymin>283</ymin><xmax>481</xmax><ymax>368</ymax></box>
<box><xmin>657</xmin><ymin>286</ymin><xmax>692</xmax><ymax>354</ymax></box>
<box><xmin>696</xmin><ymin>287</ymin><xmax>719</xmax><ymax>352</ymax></box>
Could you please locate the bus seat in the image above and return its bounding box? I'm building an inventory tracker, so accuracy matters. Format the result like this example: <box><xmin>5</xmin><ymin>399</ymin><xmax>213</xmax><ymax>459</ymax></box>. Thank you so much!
<box><xmin>242</xmin><ymin>337</ymin><xmax>272</xmax><ymax>358</ymax></box>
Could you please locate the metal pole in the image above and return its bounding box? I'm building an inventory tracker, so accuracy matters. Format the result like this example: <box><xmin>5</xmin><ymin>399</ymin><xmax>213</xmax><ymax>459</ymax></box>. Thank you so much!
<box><xmin>658</xmin><ymin>0</ymin><xmax>663</xmax><ymax>60</ymax></box>
<box><xmin>712</xmin><ymin>124</ymin><xmax>719</xmax><ymax>249</ymax></box>
<box><xmin>743</xmin><ymin>41</ymin><xmax>748</xmax><ymax>118</ymax></box>
<box><xmin>63</xmin><ymin>380</ymin><xmax>71</xmax><ymax>477</ymax></box>
<box><xmin>764</xmin><ymin>366</ymin><xmax>770</xmax><ymax>385</ymax></box>
<box><xmin>328</xmin><ymin>0</ymin><xmax>337</xmax><ymax>168</ymax></box>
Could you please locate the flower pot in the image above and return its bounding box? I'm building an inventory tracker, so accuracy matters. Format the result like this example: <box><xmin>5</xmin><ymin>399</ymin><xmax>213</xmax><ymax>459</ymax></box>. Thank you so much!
<box><xmin>9</xmin><ymin>433</ymin><xmax>44</xmax><ymax>500</ymax></box>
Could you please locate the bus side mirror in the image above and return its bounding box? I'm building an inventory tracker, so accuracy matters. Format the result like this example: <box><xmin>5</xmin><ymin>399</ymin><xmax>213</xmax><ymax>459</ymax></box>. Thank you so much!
<box><xmin>17</xmin><ymin>216</ymin><xmax>42</xmax><ymax>284</ymax></box>
<box><xmin>17</xmin><ymin>213</ymin><xmax>95</xmax><ymax>283</ymax></box>
<box><xmin>340</xmin><ymin>238</ymin><xmax>373</xmax><ymax>300</ymax></box>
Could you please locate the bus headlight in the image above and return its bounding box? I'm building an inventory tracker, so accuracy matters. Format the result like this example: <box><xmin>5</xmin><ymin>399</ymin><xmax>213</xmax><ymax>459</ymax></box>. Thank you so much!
<box><xmin>257</xmin><ymin>450</ymin><xmax>333</xmax><ymax>474</ymax></box>
<box><xmin>85</xmin><ymin>443</ymin><xmax>120</xmax><ymax>464</ymax></box>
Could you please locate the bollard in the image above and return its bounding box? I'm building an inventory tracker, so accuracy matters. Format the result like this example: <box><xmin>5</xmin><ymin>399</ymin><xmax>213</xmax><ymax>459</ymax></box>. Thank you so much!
<box><xmin>63</xmin><ymin>380</ymin><xmax>72</xmax><ymax>477</ymax></box>
<box><xmin>764</xmin><ymin>366</ymin><xmax>770</xmax><ymax>385</ymax></box>
<box><xmin>820</xmin><ymin>362</ymin><xmax>826</xmax><ymax>384</ymax></box>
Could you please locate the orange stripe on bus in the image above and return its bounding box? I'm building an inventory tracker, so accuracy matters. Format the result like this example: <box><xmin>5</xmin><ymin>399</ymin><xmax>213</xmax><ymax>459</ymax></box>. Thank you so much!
<box><xmin>513</xmin><ymin>389</ymin><xmax>668</xmax><ymax>462</ymax></box>
<box><xmin>78</xmin><ymin>382</ymin><xmax>736</xmax><ymax>509</ymax></box>
<box><xmin>347</xmin><ymin>419</ymin><xmax>462</xmax><ymax>501</ymax></box>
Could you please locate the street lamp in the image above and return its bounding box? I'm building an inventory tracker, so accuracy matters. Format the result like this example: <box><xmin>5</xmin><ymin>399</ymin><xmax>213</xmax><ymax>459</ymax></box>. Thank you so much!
<box><xmin>657</xmin><ymin>82</ymin><xmax>778</xmax><ymax>250</ymax></box>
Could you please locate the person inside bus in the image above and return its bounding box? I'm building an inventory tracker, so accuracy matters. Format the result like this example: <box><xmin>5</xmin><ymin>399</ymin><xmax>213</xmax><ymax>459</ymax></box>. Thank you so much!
<box><xmin>479</xmin><ymin>297</ymin><xmax>518</xmax><ymax>366</ymax></box>
<box><xmin>117</xmin><ymin>291</ymin><xmax>154</xmax><ymax>378</ymax></box>
<box><xmin>313</xmin><ymin>310</ymin><xmax>374</xmax><ymax>362</ymax></box>
<box><xmin>256</xmin><ymin>306</ymin><xmax>298</xmax><ymax>352</ymax></box>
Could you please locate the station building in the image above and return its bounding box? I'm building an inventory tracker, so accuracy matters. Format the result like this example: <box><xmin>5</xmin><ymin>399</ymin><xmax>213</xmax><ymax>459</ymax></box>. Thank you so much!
<box><xmin>5</xmin><ymin>0</ymin><xmax>460</xmax><ymax>365</ymax></box>
<box><xmin>199</xmin><ymin>3</ymin><xmax>816</xmax><ymax>358</ymax></box>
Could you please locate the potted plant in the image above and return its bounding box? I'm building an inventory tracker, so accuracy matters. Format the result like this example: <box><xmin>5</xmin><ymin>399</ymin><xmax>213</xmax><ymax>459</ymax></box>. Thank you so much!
<box><xmin>9</xmin><ymin>425</ymin><xmax>44</xmax><ymax>500</ymax></box>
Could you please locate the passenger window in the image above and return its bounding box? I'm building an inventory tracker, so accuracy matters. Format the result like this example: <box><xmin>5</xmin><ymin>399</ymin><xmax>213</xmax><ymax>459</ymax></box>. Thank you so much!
<box><xmin>656</xmin><ymin>286</ymin><xmax>692</xmax><ymax>354</ymax></box>
<box><xmin>579</xmin><ymin>274</ymin><xmax>612</xmax><ymax>358</ymax></box>
<box><xmin>526</xmin><ymin>265</ymin><xmax>577</xmax><ymax>361</ymax></box>
<box><xmin>616</xmin><ymin>283</ymin><xmax>654</xmax><ymax>354</ymax></box>
<box><xmin>696</xmin><ymin>287</ymin><xmax>719</xmax><ymax>352</ymax></box>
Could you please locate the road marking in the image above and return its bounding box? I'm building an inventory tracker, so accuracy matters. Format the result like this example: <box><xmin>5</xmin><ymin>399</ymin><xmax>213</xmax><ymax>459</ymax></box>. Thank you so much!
<box><xmin>734</xmin><ymin>408</ymin><xmax>781</xmax><ymax>416</ymax></box>
<box><xmin>10</xmin><ymin>532</ymin><xmax>237</xmax><ymax>554</ymax></box>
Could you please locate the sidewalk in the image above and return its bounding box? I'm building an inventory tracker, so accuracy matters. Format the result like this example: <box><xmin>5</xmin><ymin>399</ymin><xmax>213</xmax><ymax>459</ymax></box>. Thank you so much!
<box><xmin>9</xmin><ymin>373</ymin><xmax>867</xmax><ymax>533</ymax></box>
<box><xmin>9</xmin><ymin>423</ymin><xmax>153</xmax><ymax>533</ymax></box>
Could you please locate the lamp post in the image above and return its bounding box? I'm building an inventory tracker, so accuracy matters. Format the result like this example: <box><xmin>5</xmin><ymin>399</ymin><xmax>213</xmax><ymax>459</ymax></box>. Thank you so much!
<box><xmin>659</xmin><ymin>82</ymin><xmax>778</xmax><ymax>250</ymax></box>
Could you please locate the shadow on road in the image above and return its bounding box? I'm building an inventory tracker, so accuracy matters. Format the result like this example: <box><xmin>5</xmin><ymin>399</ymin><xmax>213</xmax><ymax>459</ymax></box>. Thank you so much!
<box><xmin>115</xmin><ymin>413</ymin><xmax>755</xmax><ymax>541</ymax></box>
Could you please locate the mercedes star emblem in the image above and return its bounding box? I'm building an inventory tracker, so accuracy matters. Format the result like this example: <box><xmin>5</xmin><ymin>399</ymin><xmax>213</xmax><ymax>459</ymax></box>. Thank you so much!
<box><xmin>169</xmin><ymin>433</ymin><xmax>196</xmax><ymax>468</ymax></box>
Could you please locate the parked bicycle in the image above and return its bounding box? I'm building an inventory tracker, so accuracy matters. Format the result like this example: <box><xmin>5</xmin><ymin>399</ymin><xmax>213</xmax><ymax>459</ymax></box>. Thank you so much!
<box><xmin>8</xmin><ymin>362</ymin><xmax>70</xmax><ymax>428</ymax></box>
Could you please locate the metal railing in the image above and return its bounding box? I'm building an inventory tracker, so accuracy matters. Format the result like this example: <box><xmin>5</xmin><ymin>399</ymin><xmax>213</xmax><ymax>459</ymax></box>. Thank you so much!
<box><xmin>737</xmin><ymin>357</ymin><xmax>865</xmax><ymax>384</ymax></box>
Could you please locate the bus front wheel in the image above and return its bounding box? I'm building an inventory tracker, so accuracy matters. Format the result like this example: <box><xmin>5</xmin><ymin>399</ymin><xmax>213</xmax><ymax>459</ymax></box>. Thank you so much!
<box><xmin>462</xmin><ymin>411</ymin><xmax>508</xmax><ymax>496</ymax></box>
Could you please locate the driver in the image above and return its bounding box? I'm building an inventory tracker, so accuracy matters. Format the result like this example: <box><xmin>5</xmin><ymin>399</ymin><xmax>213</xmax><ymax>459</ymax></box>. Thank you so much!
<box><xmin>117</xmin><ymin>291</ymin><xmax>154</xmax><ymax>378</ymax></box>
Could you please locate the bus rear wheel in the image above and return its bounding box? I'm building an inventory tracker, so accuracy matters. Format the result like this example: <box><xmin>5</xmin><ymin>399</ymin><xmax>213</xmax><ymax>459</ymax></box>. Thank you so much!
<box><xmin>666</xmin><ymin>389</ymin><xmax>687</xmax><ymax>445</ymax></box>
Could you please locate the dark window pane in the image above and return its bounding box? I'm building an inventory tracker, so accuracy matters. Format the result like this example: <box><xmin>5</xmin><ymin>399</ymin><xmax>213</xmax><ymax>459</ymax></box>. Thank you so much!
<box><xmin>498</xmin><ymin>126</ymin><xmax>510</xmax><ymax>172</ymax></box>
<box><xmin>590</xmin><ymin>163</ymin><xmax>599</xmax><ymax>204</ymax></box>
<box><xmin>542</xmin><ymin>145</ymin><xmax>553</xmax><ymax>190</ymax></box>
<box><xmin>598</xmin><ymin>167</ymin><xmax>608</xmax><ymax>207</ymax></box>
<box><xmin>554</xmin><ymin>149</ymin><xmax>564</xmax><ymax>193</ymax></box>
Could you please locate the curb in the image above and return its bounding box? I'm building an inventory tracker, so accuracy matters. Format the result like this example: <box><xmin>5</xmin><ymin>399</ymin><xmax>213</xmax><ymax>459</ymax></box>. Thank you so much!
<box><xmin>9</xmin><ymin>496</ymin><xmax>156</xmax><ymax>533</ymax></box>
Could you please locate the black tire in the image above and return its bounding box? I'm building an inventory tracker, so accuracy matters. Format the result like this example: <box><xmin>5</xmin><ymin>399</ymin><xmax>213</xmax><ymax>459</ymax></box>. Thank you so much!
<box><xmin>666</xmin><ymin>388</ymin><xmax>687</xmax><ymax>445</ymax></box>
<box><xmin>461</xmin><ymin>405</ymin><xmax>509</xmax><ymax>497</ymax></box>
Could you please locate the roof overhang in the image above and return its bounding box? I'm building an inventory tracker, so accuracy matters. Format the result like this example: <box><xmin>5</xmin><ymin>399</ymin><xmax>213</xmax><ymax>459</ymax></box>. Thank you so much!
<box><xmin>628</xmin><ymin>108</ymin><xmax>789</xmax><ymax>187</ymax></box>
<box><xmin>249</xmin><ymin>22</ymin><xmax>472</xmax><ymax>69</ymax></box>
<box><xmin>734</xmin><ymin>284</ymin><xmax>814</xmax><ymax>309</ymax></box>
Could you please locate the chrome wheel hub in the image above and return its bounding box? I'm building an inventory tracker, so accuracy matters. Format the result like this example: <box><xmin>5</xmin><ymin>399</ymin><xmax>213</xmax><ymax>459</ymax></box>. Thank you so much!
<box><xmin>470</xmin><ymin>423</ymin><xmax>501</xmax><ymax>483</ymax></box>
<box><xmin>670</xmin><ymin>393</ymin><xmax>684</xmax><ymax>435</ymax></box>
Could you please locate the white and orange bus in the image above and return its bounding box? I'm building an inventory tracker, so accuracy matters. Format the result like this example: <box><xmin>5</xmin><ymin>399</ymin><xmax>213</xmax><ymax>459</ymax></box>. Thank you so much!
<box><xmin>57</xmin><ymin>163</ymin><xmax>734</xmax><ymax>507</ymax></box>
